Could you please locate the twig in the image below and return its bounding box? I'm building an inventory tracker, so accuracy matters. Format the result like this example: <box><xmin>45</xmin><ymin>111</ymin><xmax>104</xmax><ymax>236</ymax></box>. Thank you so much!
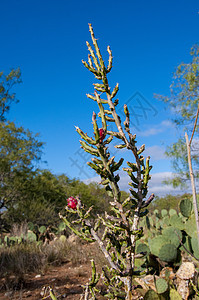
<box><xmin>185</xmin><ymin>132</ymin><xmax>199</xmax><ymax>248</ymax></box>
<box><xmin>189</xmin><ymin>102</ymin><xmax>199</xmax><ymax>145</ymax></box>
<box><xmin>174</xmin><ymin>230</ymin><xmax>199</xmax><ymax>262</ymax></box>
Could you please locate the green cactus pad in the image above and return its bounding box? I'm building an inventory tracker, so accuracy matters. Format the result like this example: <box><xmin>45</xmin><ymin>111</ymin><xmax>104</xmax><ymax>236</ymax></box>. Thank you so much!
<box><xmin>155</xmin><ymin>277</ymin><xmax>168</xmax><ymax>294</ymax></box>
<box><xmin>169</xmin><ymin>215</ymin><xmax>184</xmax><ymax>230</ymax></box>
<box><xmin>149</xmin><ymin>216</ymin><xmax>154</xmax><ymax>227</ymax></box>
<box><xmin>158</xmin><ymin>243</ymin><xmax>177</xmax><ymax>262</ymax></box>
<box><xmin>59</xmin><ymin>235</ymin><xmax>67</xmax><ymax>243</ymax></box>
<box><xmin>169</xmin><ymin>288</ymin><xmax>182</xmax><ymax>300</ymax></box>
<box><xmin>144</xmin><ymin>290</ymin><xmax>160</xmax><ymax>300</ymax></box>
<box><xmin>149</xmin><ymin>235</ymin><xmax>167</xmax><ymax>257</ymax></box>
<box><xmin>185</xmin><ymin>215</ymin><xmax>197</xmax><ymax>237</ymax></box>
<box><xmin>179</xmin><ymin>235</ymin><xmax>192</xmax><ymax>253</ymax></box>
<box><xmin>179</xmin><ymin>199</ymin><xmax>193</xmax><ymax>218</ymax></box>
<box><xmin>28</xmin><ymin>222</ymin><xmax>35</xmax><ymax>231</ymax></box>
<box><xmin>191</xmin><ymin>237</ymin><xmax>199</xmax><ymax>258</ymax></box>
<box><xmin>169</xmin><ymin>209</ymin><xmax>177</xmax><ymax>217</ymax></box>
<box><xmin>154</xmin><ymin>209</ymin><xmax>160</xmax><ymax>218</ymax></box>
<box><xmin>137</xmin><ymin>243</ymin><xmax>150</xmax><ymax>257</ymax></box>
<box><xmin>161</xmin><ymin>209</ymin><xmax>167</xmax><ymax>218</ymax></box>
<box><xmin>162</xmin><ymin>215</ymin><xmax>170</xmax><ymax>226</ymax></box>
<box><xmin>157</xmin><ymin>220</ymin><xmax>163</xmax><ymax>229</ymax></box>
<box><xmin>58</xmin><ymin>221</ymin><xmax>66</xmax><ymax>232</ymax></box>
<box><xmin>27</xmin><ymin>231</ymin><xmax>37</xmax><ymax>242</ymax></box>
<box><xmin>162</xmin><ymin>227</ymin><xmax>182</xmax><ymax>248</ymax></box>
<box><xmin>39</xmin><ymin>225</ymin><xmax>46</xmax><ymax>234</ymax></box>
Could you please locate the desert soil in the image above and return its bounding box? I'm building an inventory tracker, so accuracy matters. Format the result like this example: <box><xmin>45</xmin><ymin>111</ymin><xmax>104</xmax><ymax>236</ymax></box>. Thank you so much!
<box><xmin>0</xmin><ymin>260</ymin><xmax>92</xmax><ymax>300</ymax></box>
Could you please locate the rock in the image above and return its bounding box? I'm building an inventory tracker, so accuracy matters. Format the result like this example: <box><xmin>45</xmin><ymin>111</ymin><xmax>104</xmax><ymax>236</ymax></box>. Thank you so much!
<box><xmin>176</xmin><ymin>262</ymin><xmax>197</xmax><ymax>300</ymax></box>
<box><xmin>160</xmin><ymin>267</ymin><xmax>175</xmax><ymax>280</ymax></box>
<box><xmin>134</xmin><ymin>275</ymin><xmax>157</xmax><ymax>291</ymax></box>
<box><xmin>4</xmin><ymin>291</ymin><xmax>13</xmax><ymax>298</ymax></box>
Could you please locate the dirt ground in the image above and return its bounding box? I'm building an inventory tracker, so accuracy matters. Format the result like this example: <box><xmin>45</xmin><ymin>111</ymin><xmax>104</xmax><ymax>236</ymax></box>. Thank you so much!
<box><xmin>0</xmin><ymin>260</ymin><xmax>92</xmax><ymax>300</ymax></box>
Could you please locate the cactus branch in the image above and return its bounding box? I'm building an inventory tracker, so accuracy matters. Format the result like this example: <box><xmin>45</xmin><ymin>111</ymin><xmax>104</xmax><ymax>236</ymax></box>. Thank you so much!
<box><xmin>64</xmin><ymin>24</ymin><xmax>154</xmax><ymax>300</ymax></box>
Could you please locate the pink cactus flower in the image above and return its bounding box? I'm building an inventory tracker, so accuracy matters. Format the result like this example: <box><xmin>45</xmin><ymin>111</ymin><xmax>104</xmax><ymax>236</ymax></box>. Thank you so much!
<box><xmin>67</xmin><ymin>196</ymin><xmax>78</xmax><ymax>210</ymax></box>
<box><xmin>99</xmin><ymin>128</ymin><xmax>105</xmax><ymax>143</ymax></box>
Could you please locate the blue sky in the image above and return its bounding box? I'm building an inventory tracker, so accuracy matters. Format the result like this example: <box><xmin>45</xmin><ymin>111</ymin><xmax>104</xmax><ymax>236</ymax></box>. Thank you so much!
<box><xmin>1</xmin><ymin>0</ymin><xmax>198</xmax><ymax>196</ymax></box>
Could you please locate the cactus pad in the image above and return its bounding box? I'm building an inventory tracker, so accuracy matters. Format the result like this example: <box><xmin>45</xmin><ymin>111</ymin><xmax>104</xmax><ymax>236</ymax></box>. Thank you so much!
<box><xmin>185</xmin><ymin>215</ymin><xmax>197</xmax><ymax>237</ymax></box>
<box><xmin>191</xmin><ymin>237</ymin><xmax>199</xmax><ymax>258</ymax></box>
<box><xmin>162</xmin><ymin>215</ymin><xmax>170</xmax><ymax>226</ymax></box>
<box><xmin>39</xmin><ymin>225</ymin><xmax>46</xmax><ymax>234</ymax></box>
<box><xmin>161</xmin><ymin>209</ymin><xmax>167</xmax><ymax>218</ymax></box>
<box><xmin>27</xmin><ymin>231</ymin><xmax>37</xmax><ymax>242</ymax></box>
<box><xmin>149</xmin><ymin>235</ymin><xmax>167</xmax><ymax>257</ymax></box>
<box><xmin>137</xmin><ymin>243</ymin><xmax>150</xmax><ymax>257</ymax></box>
<box><xmin>59</xmin><ymin>235</ymin><xmax>67</xmax><ymax>243</ymax></box>
<box><xmin>155</xmin><ymin>277</ymin><xmax>168</xmax><ymax>294</ymax></box>
<box><xmin>158</xmin><ymin>243</ymin><xmax>177</xmax><ymax>262</ymax></box>
<box><xmin>169</xmin><ymin>215</ymin><xmax>184</xmax><ymax>230</ymax></box>
<box><xmin>169</xmin><ymin>288</ymin><xmax>182</xmax><ymax>300</ymax></box>
<box><xmin>161</xmin><ymin>227</ymin><xmax>182</xmax><ymax>248</ymax></box>
<box><xmin>169</xmin><ymin>209</ymin><xmax>177</xmax><ymax>217</ymax></box>
<box><xmin>144</xmin><ymin>289</ymin><xmax>160</xmax><ymax>300</ymax></box>
<box><xmin>179</xmin><ymin>199</ymin><xmax>192</xmax><ymax>218</ymax></box>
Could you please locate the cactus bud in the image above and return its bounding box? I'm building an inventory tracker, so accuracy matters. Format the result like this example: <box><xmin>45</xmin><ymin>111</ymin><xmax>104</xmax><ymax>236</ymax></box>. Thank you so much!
<box><xmin>99</xmin><ymin>128</ymin><xmax>105</xmax><ymax>143</ymax></box>
<box><xmin>67</xmin><ymin>196</ymin><xmax>78</xmax><ymax>210</ymax></box>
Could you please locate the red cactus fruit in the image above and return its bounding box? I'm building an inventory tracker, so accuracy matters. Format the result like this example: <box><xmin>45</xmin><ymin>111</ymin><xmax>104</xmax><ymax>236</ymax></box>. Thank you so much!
<box><xmin>99</xmin><ymin>128</ymin><xmax>105</xmax><ymax>143</ymax></box>
<box><xmin>67</xmin><ymin>196</ymin><xmax>78</xmax><ymax>209</ymax></box>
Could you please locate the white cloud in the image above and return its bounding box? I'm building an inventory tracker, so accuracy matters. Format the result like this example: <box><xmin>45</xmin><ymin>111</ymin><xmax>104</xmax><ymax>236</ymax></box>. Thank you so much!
<box><xmin>148</xmin><ymin>172</ymin><xmax>183</xmax><ymax>196</ymax></box>
<box><xmin>118</xmin><ymin>171</ymin><xmax>191</xmax><ymax>197</ymax></box>
<box><xmin>138</xmin><ymin>127</ymin><xmax>163</xmax><ymax>137</ymax></box>
<box><xmin>145</xmin><ymin>145</ymin><xmax>166</xmax><ymax>161</ymax></box>
<box><xmin>137</xmin><ymin>120</ymin><xmax>173</xmax><ymax>137</ymax></box>
<box><xmin>83</xmin><ymin>171</ymin><xmax>191</xmax><ymax>197</ymax></box>
<box><xmin>84</xmin><ymin>176</ymin><xmax>100</xmax><ymax>185</ymax></box>
<box><xmin>192</xmin><ymin>138</ymin><xmax>199</xmax><ymax>154</ymax></box>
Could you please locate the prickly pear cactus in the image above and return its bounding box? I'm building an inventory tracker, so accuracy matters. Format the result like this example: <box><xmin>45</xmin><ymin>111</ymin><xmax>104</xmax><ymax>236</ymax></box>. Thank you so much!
<box><xmin>161</xmin><ymin>209</ymin><xmax>167</xmax><ymax>218</ymax></box>
<box><xmin>39</xmin><ymin>225</ymin><xmax>47</xmax><ymax>234</ymax></box>
<box><xmin>158</xmin><ymin>243</ymin><xmax>177</xmax><ymax>262</ymax></box>
<box><xmin>169</xmin><ymin>288</ymin><xmax>182</xmax><ymax>300</ymax></box>
<box><xmin>27</xmin><ymin>230</ymin><xmax>37</xmax><ymax>242</ymax></box>
<box><xmin>169</xmin><ymin>209</ymin><xmax>177</xmax><ymax>217</ymax></box>
<box><xmin>179</xmin><ymin>198</ymin><xmax>193</xmax><ymax>218</ymax></box>
<box><xmin>149</xmin><ymin>235</ymin><xmax>167</xmax><ymax>257</ymax></box>
<box><xmin>169</xmin><ymin>214</ymin><xmax>185</xmax><ymax>230</ymax></box>
<box><xmin>137</xmin><ymin>243</ymin><xmax>150</xmax><ymax>257</ymax></box>
<box><xmin>161</xmin><ymin>227</ymin><xmax>182</xmax><ymax>248</ymax></box>
<box><xmin>191</xmin><ymin>236</ymin><xmax>199</xmax><ymax>258</ymax></box>
<box><xmin>184</xmin><ymin>214</ymin><xmax>197</xmax><ymax>237</ymax></box>
<box><xmin>144</xmin><ymin>290</ymin><xmax>160</xmax><ymax>299</ymax></box>
<box><xmin>155</xmin><ymin>277</ymin><xmax>168</xmax><ymax>294</ymax></box>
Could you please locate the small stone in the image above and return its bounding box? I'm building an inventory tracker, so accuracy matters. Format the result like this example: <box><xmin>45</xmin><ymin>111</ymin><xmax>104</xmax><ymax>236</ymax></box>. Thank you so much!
<box><xmin>176</xmin><ymin>262</ymin><xmax>195</xmax><ymax>280</ymax></box>
<box><xmin>35</xmin><ymin>274</ymin><xmax>41</xmax><ymax>278</ymax></box>
<box><xmin>5</xmin><ymin>292</ymin><xmax>13</xmax><ymax>297</ymax></box>
<box><xmin>176</xmin><ymin>262</ymin><xmax>198</xmax><ymax>300</ymax></box>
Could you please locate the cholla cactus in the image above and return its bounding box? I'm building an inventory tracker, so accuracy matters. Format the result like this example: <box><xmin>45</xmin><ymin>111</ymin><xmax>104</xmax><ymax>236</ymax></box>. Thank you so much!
<box><xmin>60</xmin><ymin>24</ymin><xmax>154</xmax><ymax>300</ymax></box>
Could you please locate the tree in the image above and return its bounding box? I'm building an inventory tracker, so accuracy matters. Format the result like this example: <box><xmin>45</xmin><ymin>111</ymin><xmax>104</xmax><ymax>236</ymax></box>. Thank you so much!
<box><xmin>0</xmin><ymin>68</ymin><xmax>21</xmax><ymax>121</ymax></box>
<box><xmin>0</xmin><ymin>69</ymin><xmax>44</xmax><ymax>230</ymax></box>
<box><xmin>3</xmin><ymin>170</ymin><xmax>65</xmax><ymax>227</ymax></box>
<box><xmin>156</xmin><ymin>45</ymin><xmax>199</xmax><ymax>188</ymax></box>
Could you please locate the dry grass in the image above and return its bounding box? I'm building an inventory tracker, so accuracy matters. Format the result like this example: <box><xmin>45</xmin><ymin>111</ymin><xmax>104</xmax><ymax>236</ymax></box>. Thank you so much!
<box><xmin>0</xmin><ymin>234</ymin><xmax>107</xmax><ymax>291</ymax></box>
<box><xmin>0</xmin><ymin>243</ymin><xmax>44</xmax><ymax>290</ymax></box>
